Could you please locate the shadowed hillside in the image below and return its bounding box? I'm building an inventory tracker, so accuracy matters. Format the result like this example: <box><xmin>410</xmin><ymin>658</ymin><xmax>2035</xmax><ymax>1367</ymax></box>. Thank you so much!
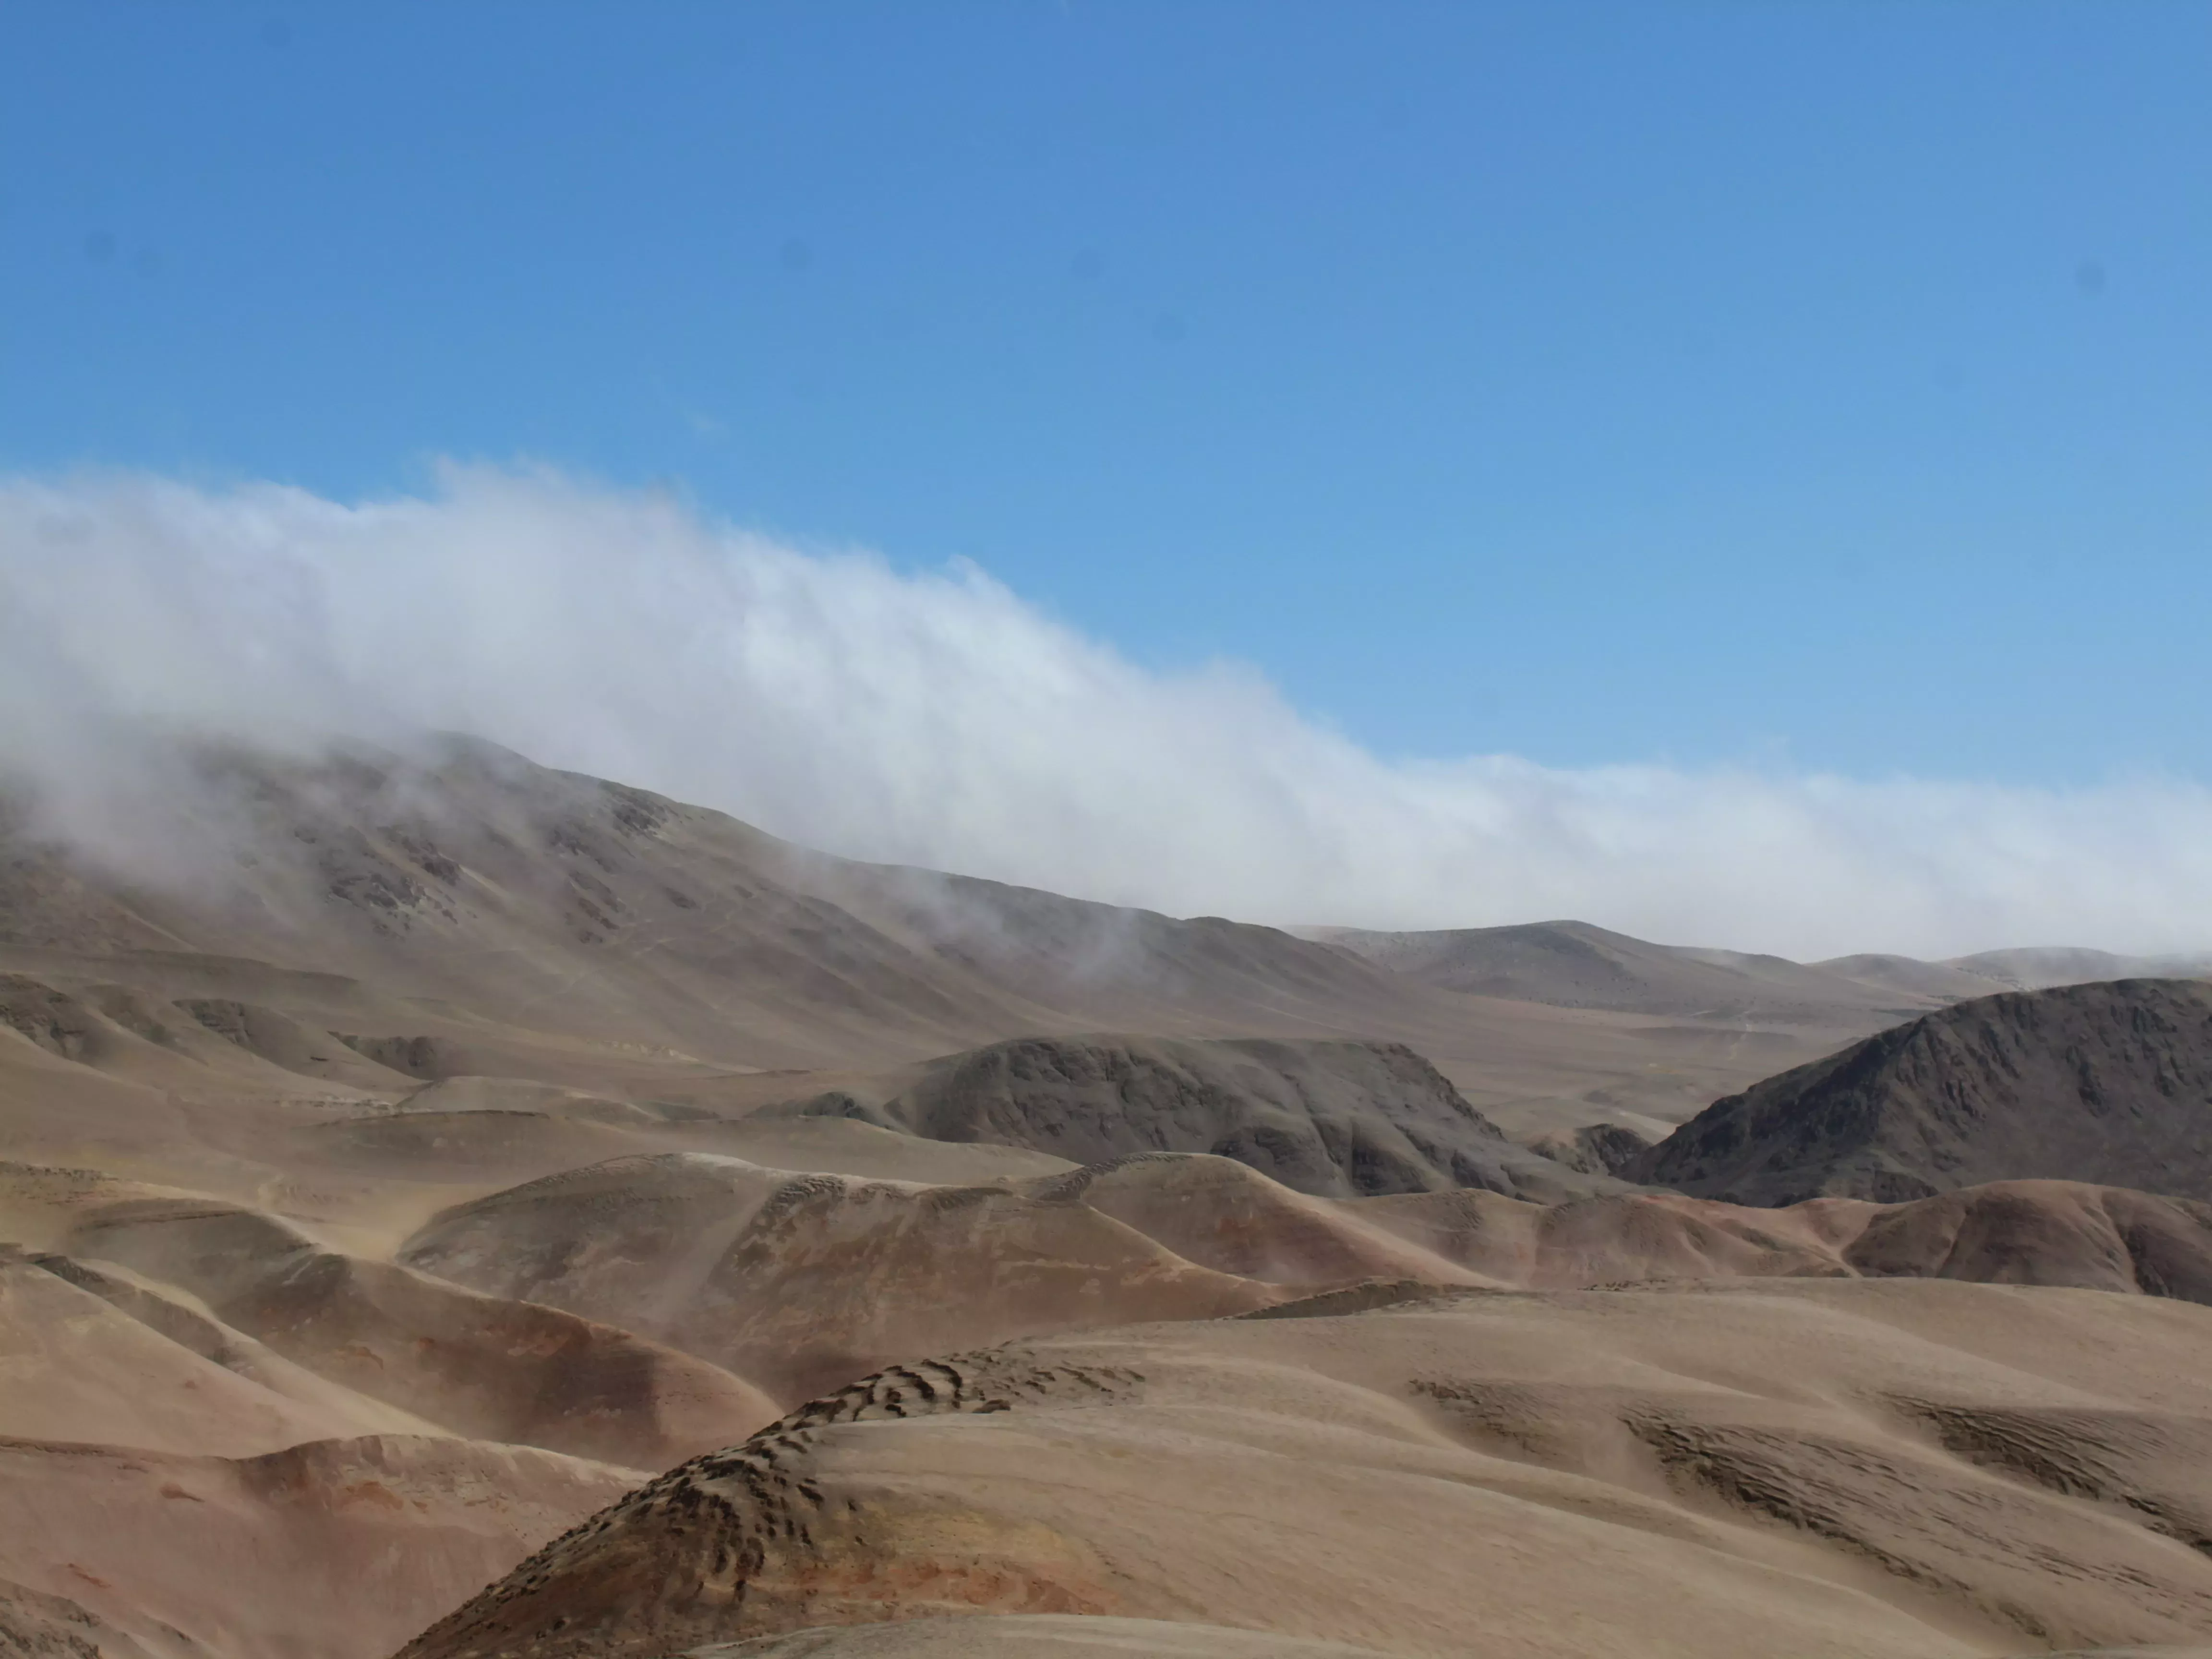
<box><xmin>794</xmin><ymin>1034</ymin><xmax>1601</xmax><ymax>1200</ymax></box>
<box><xmin>1633</xmin><ymin>979</ymin><xmax>2212</xmax><ymax>1205</ymax></box>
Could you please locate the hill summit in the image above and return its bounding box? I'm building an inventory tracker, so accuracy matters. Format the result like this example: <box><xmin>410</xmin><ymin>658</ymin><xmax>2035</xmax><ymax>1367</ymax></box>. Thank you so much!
<box><xmin>1632</xmin><ymin>979</ymin><xmax>2212</xmax><ymax>1205</ymax></box>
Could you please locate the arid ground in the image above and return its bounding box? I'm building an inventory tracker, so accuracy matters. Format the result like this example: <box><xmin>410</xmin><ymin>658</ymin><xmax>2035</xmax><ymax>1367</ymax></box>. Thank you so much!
<box><xmin>6</xmin><ymin>739</ymin><xmax>2212</xmax><ymax>1659</ymax></box>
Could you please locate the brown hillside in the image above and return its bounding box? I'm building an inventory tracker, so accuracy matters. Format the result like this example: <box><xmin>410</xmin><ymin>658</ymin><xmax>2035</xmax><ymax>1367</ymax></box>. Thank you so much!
<box><xmin>1633</xmin><ymin>979</ymin><xmax>2212</xmax><ymax>1205</ymax></box>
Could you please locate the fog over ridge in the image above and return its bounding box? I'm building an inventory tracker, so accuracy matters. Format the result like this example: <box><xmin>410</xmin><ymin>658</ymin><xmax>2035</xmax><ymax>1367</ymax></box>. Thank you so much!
<box><xmin>3</xmin><ymin>463</ymin><xmax>2209</xmax><ymax>962</ymax></box>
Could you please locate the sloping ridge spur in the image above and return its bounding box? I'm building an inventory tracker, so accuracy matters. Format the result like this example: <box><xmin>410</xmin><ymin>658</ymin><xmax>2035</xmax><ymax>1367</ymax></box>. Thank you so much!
<box><xmin>1632</xmin><ymin>978</ymin><xmax>2212</xmax><ymax>1206</ymax></box>
<box><xmin>393</xmin><ymin>1351</ymin><xmax>1149</xmax><ymax>1659</ymax></box>
<box><xmin>1304</xmin><ymin>918</ymin><xmax>1942</xmax><ymax>1024</ymax></box>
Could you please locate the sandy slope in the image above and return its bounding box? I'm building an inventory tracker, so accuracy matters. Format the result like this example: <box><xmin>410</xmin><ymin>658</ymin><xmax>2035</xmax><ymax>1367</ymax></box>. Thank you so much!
<box><xmin>0</xmin><ymin>1434</ymin><xmax>633</xmax><ymax>1659</ymax></box>
<box><xmin>394</xmin><ymin>1147</ymin><xmax>2212</xmax><ymax>1426</ymax></box>
<box><xmin>0</xmin><ymin>1202</ymin><xmax>687</xmax><ymax>1659</ymax></box>
<box><xmin>397</xmin><ymin>1153</ymin><xmax>1274</xmax><ymax>1404</ymax></box>
<box><xmin>0</xmin><ymin>1247</ymin><xmax>429</xmax><ymax>1455</ymax></box>
<box><xmin>397</xmin><ymin>1280</ymin><xmax>2212</xmax><ymax>1659</ymax></box>
<box><xmin>55</xmin><ymin>1195</ymin><xmax>779</xmax><ymax>1467</ymax></box>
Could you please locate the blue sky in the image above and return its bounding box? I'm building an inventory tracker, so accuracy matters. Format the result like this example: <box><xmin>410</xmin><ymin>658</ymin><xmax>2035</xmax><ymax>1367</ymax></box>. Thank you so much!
<box><xmin>5</xmin><ymin>0</ymin><xmax>2208</xmax><ymax>787</ymax></box>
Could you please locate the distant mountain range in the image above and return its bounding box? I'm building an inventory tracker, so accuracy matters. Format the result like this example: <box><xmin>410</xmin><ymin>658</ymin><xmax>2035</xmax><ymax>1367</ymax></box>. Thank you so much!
<box><xmin>1304</xmin><ymin>918</ymin><xmax>2212</xmax><ymax>1020</ymax></box>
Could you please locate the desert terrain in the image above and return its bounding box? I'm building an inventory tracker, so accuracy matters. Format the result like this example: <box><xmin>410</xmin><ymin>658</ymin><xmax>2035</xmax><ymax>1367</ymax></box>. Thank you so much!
<box><xmin>5</xmin><ymin>738</ymin><xmax>2212</xmax><ymax>1659</ymax></box>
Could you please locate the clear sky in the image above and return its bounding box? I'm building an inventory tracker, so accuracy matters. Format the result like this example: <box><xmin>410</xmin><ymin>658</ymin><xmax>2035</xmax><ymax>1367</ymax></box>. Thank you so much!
<box><xmin>5</xmin><ymin>0</ymin><xmax>2208</xmax><ymax>787</ymax></box>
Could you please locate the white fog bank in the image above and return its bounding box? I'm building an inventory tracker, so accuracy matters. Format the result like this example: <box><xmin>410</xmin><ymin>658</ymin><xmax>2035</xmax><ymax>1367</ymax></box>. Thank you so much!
<box><xmin>3</xmin><ymin>464</ymin><xmax>2209</xmax><ymax>962</ymax></box>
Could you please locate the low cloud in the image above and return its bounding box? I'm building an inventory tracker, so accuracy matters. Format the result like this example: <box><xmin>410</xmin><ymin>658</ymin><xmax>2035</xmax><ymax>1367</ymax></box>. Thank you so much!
<box><xmin>3</xmin><ymin>463</ymin><xmax>2208</xmax><ymax>961</ymax></box>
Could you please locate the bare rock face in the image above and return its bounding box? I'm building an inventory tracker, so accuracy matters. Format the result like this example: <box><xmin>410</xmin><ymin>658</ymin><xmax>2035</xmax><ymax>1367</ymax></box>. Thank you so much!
<box><xmin>1525</xmin><ymin>1120</ymin><xmax>1653</xmax><ymax>1179</ymax></box>
<box><xmin>0</xmin><ymin>1577</ymin><xmax>168</xmax><ymax>1659</ymax></box>
<box><xmin>1632</xmin><ymin>979</ymin><xmax>2212</xmax><ymax>1206</ymax></box>
<box><xmin>806</xmin><ymin>1034</ymin><xmax>1583</xmax><ymax>1200</ymax></box>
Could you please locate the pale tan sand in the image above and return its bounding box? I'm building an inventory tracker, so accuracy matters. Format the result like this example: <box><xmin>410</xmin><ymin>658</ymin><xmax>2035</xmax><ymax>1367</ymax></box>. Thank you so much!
<box><xmin>399</xmin><ymin>1280</ymin><xmax>2212</xmax><ymax>1659</ymax></box>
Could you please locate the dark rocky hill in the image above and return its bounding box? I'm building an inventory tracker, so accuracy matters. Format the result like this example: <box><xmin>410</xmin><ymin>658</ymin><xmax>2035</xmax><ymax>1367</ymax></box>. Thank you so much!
<box><xmin>796</xmin><ymin>1034</ymin><xmax>1601</xmax><ymax>1199</ymax></box>
<box><xmin>1632</xmin><ymin>979</ymin><xmax>2212</xmax><ymax>1205</ymax></box>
